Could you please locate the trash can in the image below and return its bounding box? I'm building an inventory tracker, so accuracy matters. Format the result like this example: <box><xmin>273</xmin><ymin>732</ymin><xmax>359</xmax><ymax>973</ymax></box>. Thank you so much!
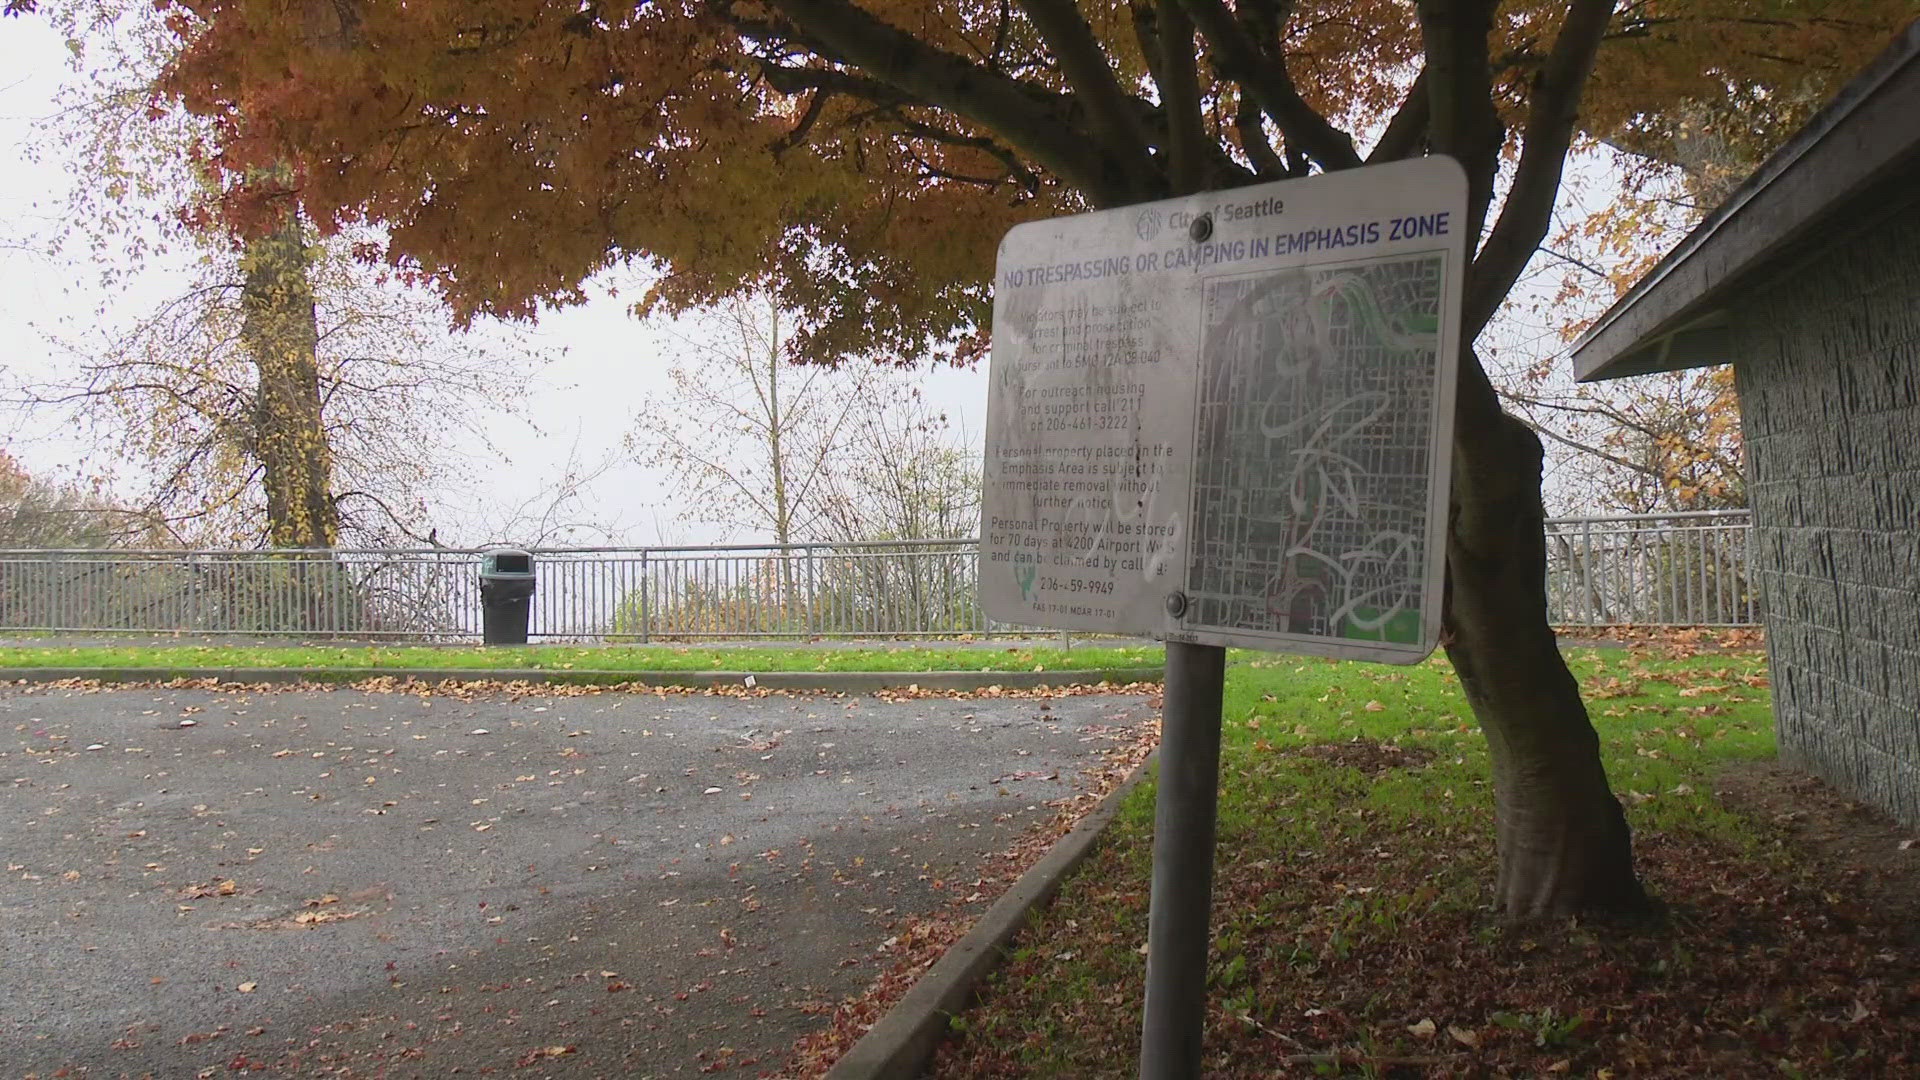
<box><xmin>479</xmin><ymin>548</ymin><xmax>536</xmax><ymax>645</ymax></box>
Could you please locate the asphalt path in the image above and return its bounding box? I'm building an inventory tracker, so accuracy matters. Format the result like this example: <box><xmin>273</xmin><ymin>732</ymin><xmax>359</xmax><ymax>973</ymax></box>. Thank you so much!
<box><xmin>0</xmin><ymin>683</ymin><xmax>1154</xmax><ymax>1078</ymax></box>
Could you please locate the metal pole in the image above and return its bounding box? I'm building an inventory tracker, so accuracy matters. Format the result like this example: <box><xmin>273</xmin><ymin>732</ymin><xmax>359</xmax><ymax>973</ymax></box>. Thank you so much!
<box><xmin>638</xmin><ymin>552</ymin><xmax>651</xmax><ymax>644</ymax></box>
<box><xmin>1139</xmin><ymin>639</ymin><xmax>1227</xmax><ymax>1079</ymax></box>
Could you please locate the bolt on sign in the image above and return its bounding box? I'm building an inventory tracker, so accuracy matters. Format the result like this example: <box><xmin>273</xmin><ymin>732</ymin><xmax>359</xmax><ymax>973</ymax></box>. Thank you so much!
<box><xmin>982</xmin><ymin>157</ymin><xmax>1469</xmax><ymax>663</ymax></box>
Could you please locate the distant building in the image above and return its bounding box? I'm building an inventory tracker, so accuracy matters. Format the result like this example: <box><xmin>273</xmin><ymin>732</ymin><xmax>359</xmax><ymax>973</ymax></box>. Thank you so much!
<box><xmin>1571</xmin><ymin>22</ymin><xmax>1920</xmax><ymax>829</ymax></box>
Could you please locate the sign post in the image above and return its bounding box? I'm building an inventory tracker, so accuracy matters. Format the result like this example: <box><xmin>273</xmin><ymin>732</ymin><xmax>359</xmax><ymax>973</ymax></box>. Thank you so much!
<box><xmin>981</xmin><ymin>157</ymin><xmax>1469</xmax><ymax>1079</ymax></box>
<box><xmin>1139</xmin><ymin>638</ymin><xmax>1226</xmax><ymax>1075</ymax></box>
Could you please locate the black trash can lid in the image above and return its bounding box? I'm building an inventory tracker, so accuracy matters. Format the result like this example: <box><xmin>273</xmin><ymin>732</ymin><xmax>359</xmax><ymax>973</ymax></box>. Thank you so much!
<box><xmin>480</xmin><ymin>547</ymin><xmax>534</xmax><ymax>577</ymax></box>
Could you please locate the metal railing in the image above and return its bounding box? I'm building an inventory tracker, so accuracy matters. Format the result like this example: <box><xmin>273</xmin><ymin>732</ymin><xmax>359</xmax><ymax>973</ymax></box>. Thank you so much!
<box><xmin>0</xmin><ymin>539</ymin><xmax>994</xmax><ymax>641</ymax></box>
<box><xmin>0</xmin><ymin>512</ymin><xmax>1755</xmax><ymax>640</ymax></box>
<box><xmin>1544</xmin><ymin>510</ymin><xmax>1755</xmax><ymax>627</ymax></box>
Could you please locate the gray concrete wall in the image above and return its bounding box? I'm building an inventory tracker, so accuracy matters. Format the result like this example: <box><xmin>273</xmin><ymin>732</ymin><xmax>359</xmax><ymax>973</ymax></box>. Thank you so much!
<box><xmin>1732</xmin><ymin>193</ymin><xmax>1920</xmax><ymax>829</ymax></box>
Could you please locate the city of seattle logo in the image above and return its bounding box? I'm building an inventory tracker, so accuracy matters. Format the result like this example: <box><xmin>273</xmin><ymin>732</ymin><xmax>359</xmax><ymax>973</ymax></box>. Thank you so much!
<box><xmin>1134</xmin><ymin>208</ymin><xmax>1163</xmax><ymax>241</ymax></box>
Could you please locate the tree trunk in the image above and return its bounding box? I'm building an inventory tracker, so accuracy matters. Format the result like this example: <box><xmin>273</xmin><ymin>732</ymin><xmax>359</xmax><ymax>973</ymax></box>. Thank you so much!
<box><xmin>1446</xmin><ymin>351</ymin><xmax>1649</xmax><ymax>918</ymax></box>
<box><xmin>240</xmin><ymin>215</ymin><xmax>337</xmax><ymax>550</ymax></box>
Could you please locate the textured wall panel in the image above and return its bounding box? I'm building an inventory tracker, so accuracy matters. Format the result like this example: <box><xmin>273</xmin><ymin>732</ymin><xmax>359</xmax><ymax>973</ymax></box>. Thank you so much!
<box><xmin>1732</xmin><ymin>195</ymin><xmax>1920</xmax><ymax>830</ymax></box>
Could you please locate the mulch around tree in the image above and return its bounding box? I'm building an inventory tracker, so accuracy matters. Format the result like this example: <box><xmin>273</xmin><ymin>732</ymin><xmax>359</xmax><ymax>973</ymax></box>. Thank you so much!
<box><xmin>916</xmin><ymin>749</ymin><xmax>1919</xmax><ymax>1078</ymax></box>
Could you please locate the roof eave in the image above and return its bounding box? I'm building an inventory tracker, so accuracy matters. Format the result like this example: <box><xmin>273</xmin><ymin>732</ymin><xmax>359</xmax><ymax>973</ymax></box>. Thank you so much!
<box><xmin>1570</xmin><ymin>20</ymin><xmax>1920</xmax><ymax>383</ymax></box>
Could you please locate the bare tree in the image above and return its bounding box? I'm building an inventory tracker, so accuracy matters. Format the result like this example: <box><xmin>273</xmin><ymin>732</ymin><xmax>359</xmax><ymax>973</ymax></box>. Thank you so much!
<box><xmin>463</xmin><ymin>436</ymin><xmax>630</xmax><ymax>549</ymax></box>
<box><xmin>810</xmin><ymin>375</ymin><xmax>984</xmax><ymax>635</ymax></box>
<box><xmin>0</xmin><ymin>451</ymin><xmax>154</xmax><ymax>547</ymax></box>
<box><xmin>628</xmin><ymin>292</ymin><xmax>859</xmax><ymax>547</ymax></box>
<box><xmin>18</xmin><ymin>230</ymin><xmax>542</xmax><ymax>547</ymax></box>
<box><xmin>814</xmin><ymin>376</ymin><xmax>982</xmax><ymax>543</ymax></box>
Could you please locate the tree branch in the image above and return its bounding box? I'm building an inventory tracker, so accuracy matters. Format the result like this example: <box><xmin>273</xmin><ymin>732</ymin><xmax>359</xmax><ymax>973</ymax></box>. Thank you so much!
<box><xmin>756</xmin><ymin>0</ymin><xmax>1138</xmax><ymax>204</ymax></box>
<box><xmin>1520</xmin><ymin>414</ymin><xmax>1660</xmax><ymax>479</ymax></box>
<box><xmin>756</xmin><ymin>59</ymin><xmax>1052</xmax><ymax>189</ymax></box>
<box><xmin>1466</xmin><ymin>0</ymin><xmax>1614</xmax><ymax>337</ymax></box>
<box><xmin>1177</xmin><ymin>0</ymin><xmax>1362</xmax><ymax>171</ymax></box>
<box><xmin>1416</xmin><ymin>0</ymin><xmax>1503</xmax><ymax>253</ymax></box>
<box><xmin>1154</xmin><ymin>0</ymin><xmax>1207</xmax><ymax>194</ymax></box>
<box><xmin>772</xmin><ymin>88</ymin><xmax>834</xmax><ymax>157</ymax></box>
<box><xmin>330</xmin><ymin>488</ymin><xmax>435</xmax><ymax>544</ymax></box>
<box><xmin>1127</xmin><ymin>1</ymin><xmax>1168</xmax><ymax>93</ymax></box>
<box><xmin>894</xmin><ymin>114</ymin><xmax>1042</xmax><ymax>193</ymax></box>
<box><xmin>1015</xmin><ymin>0</ymin><xmax>1157</xmax><ymax>183</ymax></box>
<box><xmin>1234</xmin><ymin>93</ymin><xmax>1288</xmax><ymax>178</ymax></box>
<box><xmin>1540</xmin><ymin>245</ymin><xmax>1609</xmax><ymax>280</ymax></box>
<box><xmin>1367</xmin><ymin>67</ymin><xmax>1430</xmax><ymax>163</ymax></box>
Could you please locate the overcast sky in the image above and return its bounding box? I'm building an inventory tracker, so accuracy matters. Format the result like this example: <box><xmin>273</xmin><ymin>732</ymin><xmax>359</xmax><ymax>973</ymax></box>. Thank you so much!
<box><xmin>0</xmin><ymin>16</ymin><xmax>991</xmax><ymax>550</ymax></box>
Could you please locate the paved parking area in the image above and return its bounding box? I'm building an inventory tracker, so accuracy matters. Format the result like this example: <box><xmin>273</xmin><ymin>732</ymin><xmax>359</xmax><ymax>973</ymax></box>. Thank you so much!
<box><xmin>0</xmin><ymin>683</ymin><xmax>1152</xmax><ymax>1078</ymax></box>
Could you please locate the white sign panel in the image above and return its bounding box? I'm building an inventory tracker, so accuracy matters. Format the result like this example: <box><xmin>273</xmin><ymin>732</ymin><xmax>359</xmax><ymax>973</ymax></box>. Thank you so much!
<box><xmin>981</xmin><ymin>157</ymin><xmax>1467</xmax><ymax>662</ymax></box>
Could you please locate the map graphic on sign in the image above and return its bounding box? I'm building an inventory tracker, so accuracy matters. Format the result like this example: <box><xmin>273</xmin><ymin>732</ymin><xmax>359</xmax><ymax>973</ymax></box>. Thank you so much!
<box><xmin>979</xmin><ymin>157</ymin><xmax>1467</xmax><ymax>662</ymax></box>
<box><xmin>1185</xmin><ymin>254</ymin><xmax>1445</xmax><ymax>646</ymax></box>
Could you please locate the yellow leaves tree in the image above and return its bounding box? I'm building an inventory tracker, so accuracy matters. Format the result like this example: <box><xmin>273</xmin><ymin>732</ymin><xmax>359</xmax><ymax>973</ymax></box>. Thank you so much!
<box><xmin>140</xmin><ymin>0</ymin><xmax>1910</xmax><ymax>915</ymax></box>
<box><xmin>239</xmin><ymin>213</ymin><xmax>338</xmax><ymax>547</ymax></box>
<box><xmin>10</xmin><ymin>0</ymin><xmax>544</xmax><ymax>549</ymax></box>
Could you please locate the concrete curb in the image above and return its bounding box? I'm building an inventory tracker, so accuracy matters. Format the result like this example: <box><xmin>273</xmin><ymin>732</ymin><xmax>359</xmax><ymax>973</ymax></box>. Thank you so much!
<box><xmin>0</xmin><ymin>667</ymin><xmax>1164</xmax><ymax>693</ymax></box>
<box><xmin>825</xmin><ymin>748</ymin><xmax>1159</xmax><ymax>1080</ymax></box>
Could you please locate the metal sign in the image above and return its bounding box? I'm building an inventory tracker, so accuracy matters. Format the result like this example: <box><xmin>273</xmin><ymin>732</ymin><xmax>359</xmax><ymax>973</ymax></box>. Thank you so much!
<box><xmin>982</xmin><ymin>157</ymin><xmax>1468</xmax><ymax>663</ymax></box>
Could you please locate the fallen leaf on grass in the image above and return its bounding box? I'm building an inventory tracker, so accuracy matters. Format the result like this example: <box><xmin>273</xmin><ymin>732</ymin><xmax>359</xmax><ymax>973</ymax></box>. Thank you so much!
<box><xmin>1448</xmin><ymin>1025</ymin><xmax>1480</xmax><ymax>1048</ymax></box>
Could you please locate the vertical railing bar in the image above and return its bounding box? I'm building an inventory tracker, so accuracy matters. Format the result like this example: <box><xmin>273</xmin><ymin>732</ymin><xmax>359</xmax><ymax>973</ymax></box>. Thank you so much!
<box><xmin>1580</xmin><ymin>519</ymin><xmax>1594</xmax><ymax>626</ymax></box>
<box><xmin>640</xmin><ymin>552</ymin><xmax>651</xmax><ymax>643</ymax></box>
<box><xmin>1662</xmin><ymin>523</ymin><xmax>1673</xmax><ymax>625</ymax></box>
<box><xmin>1697</xmin><ymin>524</ymin><xmax>1710</xmax><ymax>625</ymax></box>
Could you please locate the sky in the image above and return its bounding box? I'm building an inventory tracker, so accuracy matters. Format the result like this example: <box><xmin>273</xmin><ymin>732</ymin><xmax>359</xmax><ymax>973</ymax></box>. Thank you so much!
<box><xmin>0</xmin><ymin>15</ymin><xmax>991</xmax><ymax>550</ymax></box>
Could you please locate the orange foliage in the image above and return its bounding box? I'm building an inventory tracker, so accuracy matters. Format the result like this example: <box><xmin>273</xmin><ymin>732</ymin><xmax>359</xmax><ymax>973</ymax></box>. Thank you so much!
<box><xmin>152</xmin><ymin>1</ymin><xmax>1909</xmax><ymax>364</ymax></box>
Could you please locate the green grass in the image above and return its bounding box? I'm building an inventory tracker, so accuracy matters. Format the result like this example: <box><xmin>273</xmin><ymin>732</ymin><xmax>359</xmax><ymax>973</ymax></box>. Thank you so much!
<box><xmin>1213</xmin><ymin>647</ymin><xmax>1777</xmax><ymax>842</ymax></box>
<box><xmin>931</xmin><ymin>646</ymin><xmax>1920</xmax><ymax>1078</ymax></box>
<box><xmin>0</xmin><ymin>641</ymin><xmax>1162</xmax><ymax>674</ymax></box>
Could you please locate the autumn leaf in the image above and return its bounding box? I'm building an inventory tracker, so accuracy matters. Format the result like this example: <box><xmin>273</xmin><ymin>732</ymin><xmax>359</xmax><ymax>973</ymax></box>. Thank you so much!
<box><xmin>516</xmin><ymin>1045</ymin><xmax>576</xmax><ymax>1066</ymax></box>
